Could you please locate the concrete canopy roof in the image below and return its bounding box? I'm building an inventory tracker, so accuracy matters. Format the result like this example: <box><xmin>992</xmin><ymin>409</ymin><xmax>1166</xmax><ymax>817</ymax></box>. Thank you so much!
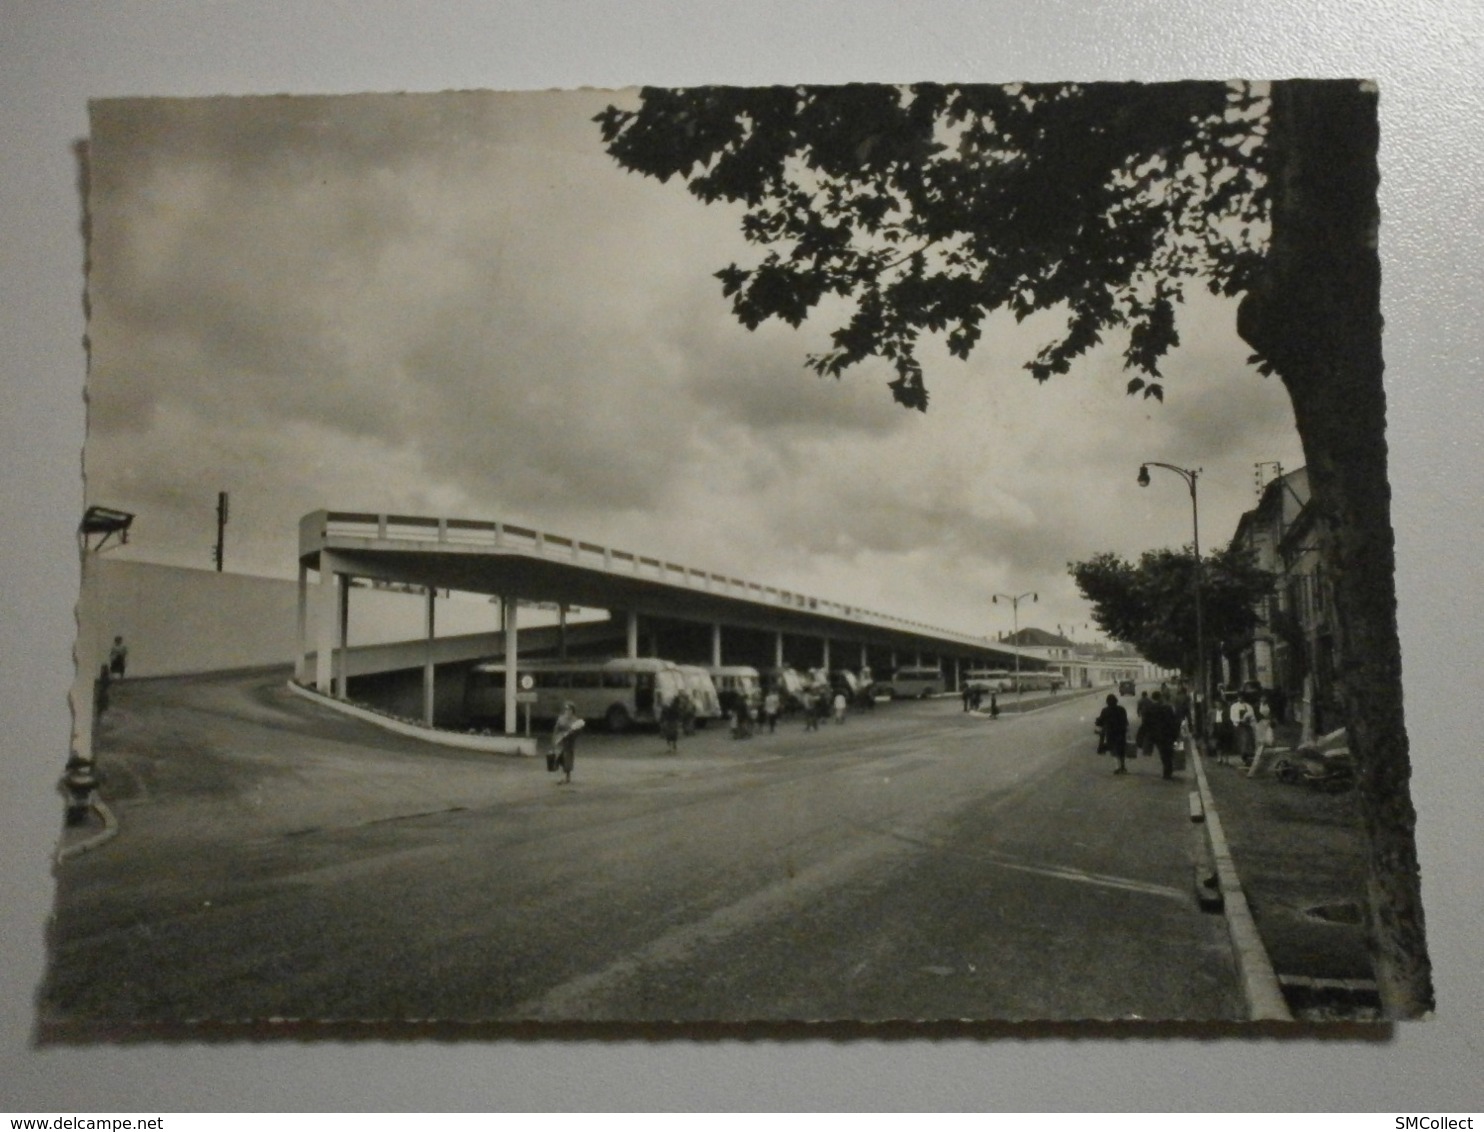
<box><xmin>300</xmin><ymin>510</ymin><xmax>1034</xmax><ymax>665</ymax></box>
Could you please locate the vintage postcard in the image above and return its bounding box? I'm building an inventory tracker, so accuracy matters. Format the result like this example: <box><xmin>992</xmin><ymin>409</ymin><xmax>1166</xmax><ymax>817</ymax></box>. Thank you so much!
<box><xmin>48</xmin><ymin>82</ymin><xmax>1429</xmax><ymax>1032</ymax></box>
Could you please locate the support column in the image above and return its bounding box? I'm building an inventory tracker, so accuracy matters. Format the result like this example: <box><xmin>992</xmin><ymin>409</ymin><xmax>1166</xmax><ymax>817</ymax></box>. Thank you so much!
<box><xmin>711</xmin><ymin>623</ymin><xmax>722</xmax><ymax>667</ymax></box>
<box><xmin>558</xmin><ymin>604</ymin><xmax>568</xmax><ymax>660</ymax></box>
<box><xmin>422</xmin><ymin>586</ymin><xmax>436</xmax><ymax>726</ymax></box>
<box><xmin>294</xmin><ymin>562</ymin><xmax>308</xmax><ymax>683</ymax></box>
<box><xmin>775</xmin><ymin>632</ymin><xmax>785</xmax><ymax>669</ymax></box>
<box><xmin>503</xmin><ymin>594</ymin><xmax>519</xmax><ymax>735</ymax></box>
<box><xmin>626</xmin><ymin>610</ymin><xmax>639</xmax><ymax>659</ymax></box>
<box><xmin>822</xmin><ymin>636</ymin><xmax>831</xmax><ymax>670</ymax></box>
<box><xmin>314</xmin><ymin>553</ymin><xmax>342</xmax><ymax>694</ymax></box>
<box><xmin>860</xmin><ymin>642</ymin><xmax>868</xmax><ymax>670</ymax></box>
<box><xmin>336</xmin><ymin>572</ymin><xmax>350</xmax><ymax>698</ymax></box>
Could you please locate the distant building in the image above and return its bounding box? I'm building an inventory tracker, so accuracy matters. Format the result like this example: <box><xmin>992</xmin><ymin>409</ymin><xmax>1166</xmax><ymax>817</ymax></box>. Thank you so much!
<box><xmin>1001</xmin><ymin>627</ymin><xmax>1163</xmax><ymax>688</ymax></box>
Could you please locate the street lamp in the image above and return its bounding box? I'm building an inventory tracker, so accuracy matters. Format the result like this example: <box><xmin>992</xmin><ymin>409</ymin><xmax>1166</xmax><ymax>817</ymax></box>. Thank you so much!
<box><xmin>992</xmin><ymin>590</ymin><xmax>1037</xmax><ymax>696</ymax></box>
<box><xmin>1138</xmin><ymin>461</ymin><xmax>1206</xmax><ymax>743</ymax></box>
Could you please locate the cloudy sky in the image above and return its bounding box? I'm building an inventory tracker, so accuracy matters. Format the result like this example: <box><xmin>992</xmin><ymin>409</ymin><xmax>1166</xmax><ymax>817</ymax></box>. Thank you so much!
<box><xmin>84</xmin><ymin>87</ymin><xmax>1305</xmax><ymax>645</ymax></box>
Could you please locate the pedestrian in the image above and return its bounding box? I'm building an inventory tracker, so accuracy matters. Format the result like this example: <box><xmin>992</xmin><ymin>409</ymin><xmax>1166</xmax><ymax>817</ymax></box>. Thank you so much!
<box><xmin>551</xmin><ymin>701</ymin><xmax>583</xmax><ymax>785</ymax></box>
<box><xmin>988</xmin><ymin>692</ymin><xmax>1000</xmax><ymax>720</ymax></box>
<box><xmin>108</xmin><ymin>635</ymin><xmax>128</xmax><ymax>679</ymax></box>
<box><xmin>1144</xmin><ymin>690</ymin><xmax>1181</xmax><ymax>779</ymax></box>
<box><xmin>660</xmin><ymin>695</ymin><xmax>682</xmax><ymax>754</ymax></box>
<box><xmin>1173</xmin><ymin>682</ymin><xmax>1192</xmax><ymax>732</ymax></box>
<box><xmin>763</xmin><ymin>689</ymin><xmax>780</xmax><ymax>734</ymax></box>
<box><xmin>1134</xmin><ymin>690</ymin><xmax>1154</xmax><ymax>756</ymax></box>
<box><xmin>731</xmin><ymin>701</ymin><xmax>750</xmax><ymax>739</ymax></box>
<box><xmin>1230</xmin><ymin>696</ymin><xmax>1257</xmax><ymax>766</ymax></box>
<box><xmin>1096</xmin><ymin>693</ymin><xmax>1131</xmax><ymax>774</ymax></box>
<box><xmin>802</xmin><ymin>688</ymin><xmax>820</xmax><ymax>731</ymax></box>
<box><xmin>832</xmin><ymin>689</ymin><xmax>847</xmax><ymax>724</ymax></box>
<box><xmin>962</xmin><ymin>684</ymin><xmax>972</xmax><ymax>712</ymax></box>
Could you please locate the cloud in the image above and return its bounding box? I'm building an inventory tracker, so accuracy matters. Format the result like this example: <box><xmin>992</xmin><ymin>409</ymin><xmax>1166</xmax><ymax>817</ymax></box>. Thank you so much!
<box><xmin>83</xmin><ymin>88</ymin><xmax>1307</xmax><ymax>642</ymax></box>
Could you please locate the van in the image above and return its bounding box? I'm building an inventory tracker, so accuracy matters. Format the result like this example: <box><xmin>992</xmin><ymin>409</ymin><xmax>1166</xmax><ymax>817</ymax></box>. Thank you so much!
<box><xmin>888</xmin><ymin>665</ymin><xmax>942</xmax><ymax>699</ymax></box>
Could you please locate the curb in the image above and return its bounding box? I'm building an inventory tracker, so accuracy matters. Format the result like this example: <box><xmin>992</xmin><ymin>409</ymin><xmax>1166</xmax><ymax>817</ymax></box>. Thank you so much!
<box><xmin>1190</xmin><ymin>744</ymin><xmax>1294</xmax><ymax>1021</ymax></box>
<box><xmin>56</xmin><ymin>795</ymin><xmax>120</xmax><ymax>863</ymax></box>
<box><xmin>286</xmin><ymin>680</ymin><xmax>538</xmax><ymax>756</ymax></box>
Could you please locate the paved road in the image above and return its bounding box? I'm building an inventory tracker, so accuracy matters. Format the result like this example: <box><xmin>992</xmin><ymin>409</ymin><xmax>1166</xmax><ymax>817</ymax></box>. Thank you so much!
<box><xmin>44</xmin><ymin>672</ymin><xmax>1243</xmax><ymax>1025</ymax></box>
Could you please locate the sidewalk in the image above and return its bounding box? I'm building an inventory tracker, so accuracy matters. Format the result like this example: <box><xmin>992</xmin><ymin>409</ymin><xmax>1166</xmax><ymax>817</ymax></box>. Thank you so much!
<box><xmin>1195</xmin><ymin>729</ymin><xmax>1376</xmax><ymax>1019</ymax></box>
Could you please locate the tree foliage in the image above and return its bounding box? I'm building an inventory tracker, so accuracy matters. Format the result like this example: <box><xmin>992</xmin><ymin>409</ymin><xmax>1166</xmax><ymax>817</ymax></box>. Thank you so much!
<box><xmin>597</xmin><ymin>81</ymin><xmax>1269</xmax><ymax>410</ymax></box>
<box><xmin>1069</xmin><ymin>544</ymin><xmax>1275</xmax><ymax>675</ymax></box>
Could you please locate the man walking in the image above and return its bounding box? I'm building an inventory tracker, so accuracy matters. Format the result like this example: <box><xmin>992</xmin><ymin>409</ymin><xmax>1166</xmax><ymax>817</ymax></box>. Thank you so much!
<box><xmin>1144</xmin><ymin>690</ymin><xmax>1181</xmax><ymax>779</ymax></box>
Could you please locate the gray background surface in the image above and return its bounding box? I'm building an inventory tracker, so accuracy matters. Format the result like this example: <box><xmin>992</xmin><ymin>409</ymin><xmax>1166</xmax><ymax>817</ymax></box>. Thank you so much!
<box><xmin>3</xmin><ymin>0</ymin><xmax>1480</xmax><ymax>1111</ymax></box>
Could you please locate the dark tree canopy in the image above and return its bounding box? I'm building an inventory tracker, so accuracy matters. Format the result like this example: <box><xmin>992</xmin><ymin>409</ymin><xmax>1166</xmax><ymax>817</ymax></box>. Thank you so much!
<box><xmin>598</xmin><ymin>81</ymin><xmax>1269</xmax><ymax>410</ymax></box>
<box><xmin>1070</xmin><ymin>544</ymin><xmax>1275</xmax><ymax>675</ymax></box>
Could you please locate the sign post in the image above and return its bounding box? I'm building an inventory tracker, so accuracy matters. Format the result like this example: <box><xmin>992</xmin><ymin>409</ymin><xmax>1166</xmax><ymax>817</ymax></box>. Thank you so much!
<box><xmin>517</xmin><ymin>673</ymin><xmax>537</xmax><ymax>736</ymax></box>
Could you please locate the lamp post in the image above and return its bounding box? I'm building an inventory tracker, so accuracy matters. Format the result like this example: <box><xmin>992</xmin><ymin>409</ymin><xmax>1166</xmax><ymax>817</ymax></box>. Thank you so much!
<box><xmin>1138</xmin><ymin>461</ymin><xmax>1206</xmax><ymax>743</ymax></box>
<box><xmin>992</xmin><ymin>591</ymin><xmax>1037</xmax><ymax>696</ymax></box>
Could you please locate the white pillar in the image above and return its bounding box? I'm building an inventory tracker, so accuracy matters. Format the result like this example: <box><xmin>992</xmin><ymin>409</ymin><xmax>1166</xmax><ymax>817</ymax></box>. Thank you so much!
<box><xmin>422</xmin><ymin>587</ymin><xmax>436</xmax><ymax>726</ymax></box>
<box><xmin>504</xmin><ymin>594</ymin><xmax>519</xmax><ymax>735</ymax></box>
<box><xmin>822</xmin><ymin>636</ymin><xmax>831</xmax><ymax>670</ymax></box>
<box><xmin>558</xmin><ymin>604</ymin><xmax>568</xmax><ymax>660</ymax></box>
<box><xmin>314</xmin><ymin>553</ymin><xmax>341</xmax><ymax>693</ymax></box>
<box><xmin>860</xmin><ymin>642</ymin><xmax>868</xmax><ymax>670</ymax></box>
<box><xmin>336</xmin><ymin>572</ymin><xmax>350</xmax><ymax>698</ymax></box>
<box><xmin>711</xmin><ymin>623</ymin><xmax>722</xmax><ymax>667</ymax></box>
<box><xmin>775</xmin><ymin>632</ymin><xmax>785</xmax><ymax>669</ymax></box>
<box><xmin>627</xmin><ymin>610</ymin><xmax>639</xmax><ymax>659</ymax></box>
<box><xmin>294</xmin><ymin>562</ymin><xmax>308</xmax><ymax>683</ymax></box>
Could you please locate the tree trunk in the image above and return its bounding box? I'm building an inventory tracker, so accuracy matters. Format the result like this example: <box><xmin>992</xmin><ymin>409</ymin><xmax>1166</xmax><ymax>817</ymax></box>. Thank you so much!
<box><xmin>1238</xmin><ymin>80</ymin><xmax>1434</xmax><ymax>1018</ymax></box>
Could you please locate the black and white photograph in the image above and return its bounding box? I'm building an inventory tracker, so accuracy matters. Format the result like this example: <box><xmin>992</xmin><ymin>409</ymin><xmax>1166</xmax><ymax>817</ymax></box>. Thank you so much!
<box><xmin>43</xmin><ymin>78</ymin><xmax>1434</xmax><ymax>1031</ymax></box>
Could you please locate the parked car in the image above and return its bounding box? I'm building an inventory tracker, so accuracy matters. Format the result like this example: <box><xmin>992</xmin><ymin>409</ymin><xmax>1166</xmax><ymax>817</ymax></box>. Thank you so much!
<box><xmin>1118</xmin><ymin>679</ymin><xmax>1137</xmax><ymax>696</ymax></box>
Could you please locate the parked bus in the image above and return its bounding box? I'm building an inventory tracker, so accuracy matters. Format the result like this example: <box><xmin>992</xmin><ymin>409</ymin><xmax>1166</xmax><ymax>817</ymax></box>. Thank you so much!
<box><xmin>675</xmin><ymin>664</ymin><xmax>723</xmax><ymax>727</ymax></box>
<box><xmin>887</xmin><ymin>664</ymin><xmax>943</xmax><ymax>699</ymax></box>
<box><xmin>964</xmin><ymin>668</ymin><xmax>1014</xmax><ymax>693</ymax></box>
<box><xmin>464</xmin><ymin>656</ymin><xmax>685</xmax><ymax>732</ymax></box>
<box><xmin>764</xmin><ymin>666</ymin><xmax>808</xmax><ymax>711</ymax></box>
<box><xmin>707</xmin><ymin>665</ymin><xmax>762</xmax><ymax>716</ymax></box>
<box><xmin>1005</xmin><ymin>670</ymin><xmax>1066</xmax><ymax>693</ymax></box>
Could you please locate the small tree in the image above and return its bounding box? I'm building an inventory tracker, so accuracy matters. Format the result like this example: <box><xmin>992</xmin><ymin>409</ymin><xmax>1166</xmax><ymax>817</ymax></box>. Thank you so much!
<box><xmin>1070</xmin><ymin>544</ymin><xmax>1275</xmax><ymax>677</ymax></box>
<box><xmin>599</xmin><ymin>78</ymin><xmax>1431</xmax><ymax>1017</ymax></box>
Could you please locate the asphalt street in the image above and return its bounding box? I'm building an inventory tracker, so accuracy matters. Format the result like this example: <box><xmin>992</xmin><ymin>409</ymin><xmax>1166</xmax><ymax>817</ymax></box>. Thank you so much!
<box><xmin>43</xmin><ymin>672</ymin><xmax>1243</xmax><ymax>1026</ymax></box>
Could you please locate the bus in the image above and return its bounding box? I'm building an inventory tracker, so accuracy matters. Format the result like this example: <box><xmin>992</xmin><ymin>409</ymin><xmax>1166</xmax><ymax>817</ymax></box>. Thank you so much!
<box><xmin>1006</xmin><ymin>670</ymin><xmax>1066</xmax><ymax>693</ymax></box>
<box><xmin>964</xmin><ymin>668</ymin><xmax>1014</xmax><ymax>694</ymax></box>
<box><xmin>887</xmin><ymin>665</ymin><xmax>943</xmax><ymax>699</ymax></box>
<box><xmin>707</xmin><ymin>665</ymin><xmax>761</xmax><ymax>716</ymax></box>
<box><xmin>765</xmin><ymin>666</ymin><xmax>809</xmax><ymax>711</ymax></box>
<box><xmin>675</xmin><ymin>664</ymin><xmax>723</xmax><ymax>726</ymax></box>
<box><xmin>464</xmin><ymin>656</ymin><xmax>685</xmax><ymax>732</ymax></box>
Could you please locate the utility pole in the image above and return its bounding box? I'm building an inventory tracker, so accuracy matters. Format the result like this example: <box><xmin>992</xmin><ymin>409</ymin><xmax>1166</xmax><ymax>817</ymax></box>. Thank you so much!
<box><xmin>993</xmin><ymin>591</ymin><xmax>1037</xmax><ymax>696</ymax></box>
<box><xmin>1138</xmin><ymin>462</ymin><xmax>1204</xmax><ymax>740</ymax></box>
<box><xmin>212</xmin><ymin>491</ymin><xmax>229</xmax><ymax>571</ymax></box>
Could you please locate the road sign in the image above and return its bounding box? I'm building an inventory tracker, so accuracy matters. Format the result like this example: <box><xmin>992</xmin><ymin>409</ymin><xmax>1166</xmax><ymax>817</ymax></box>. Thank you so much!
<box><xmin>515</xmin><ymin>691</ymin><xmax>538</xmax><ymax>704</ymax></box>
<box><xmin>519</xmin><ymin>674</ymin><xmax>535</xmax><ymax>691</ymax></box>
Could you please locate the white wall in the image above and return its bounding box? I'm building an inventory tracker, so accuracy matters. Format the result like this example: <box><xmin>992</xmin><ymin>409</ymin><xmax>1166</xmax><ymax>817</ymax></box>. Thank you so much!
<box><xmin>73</xmin><ymin>557</ymin><xmax>579</xmax><ymax>681</ymax></box>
